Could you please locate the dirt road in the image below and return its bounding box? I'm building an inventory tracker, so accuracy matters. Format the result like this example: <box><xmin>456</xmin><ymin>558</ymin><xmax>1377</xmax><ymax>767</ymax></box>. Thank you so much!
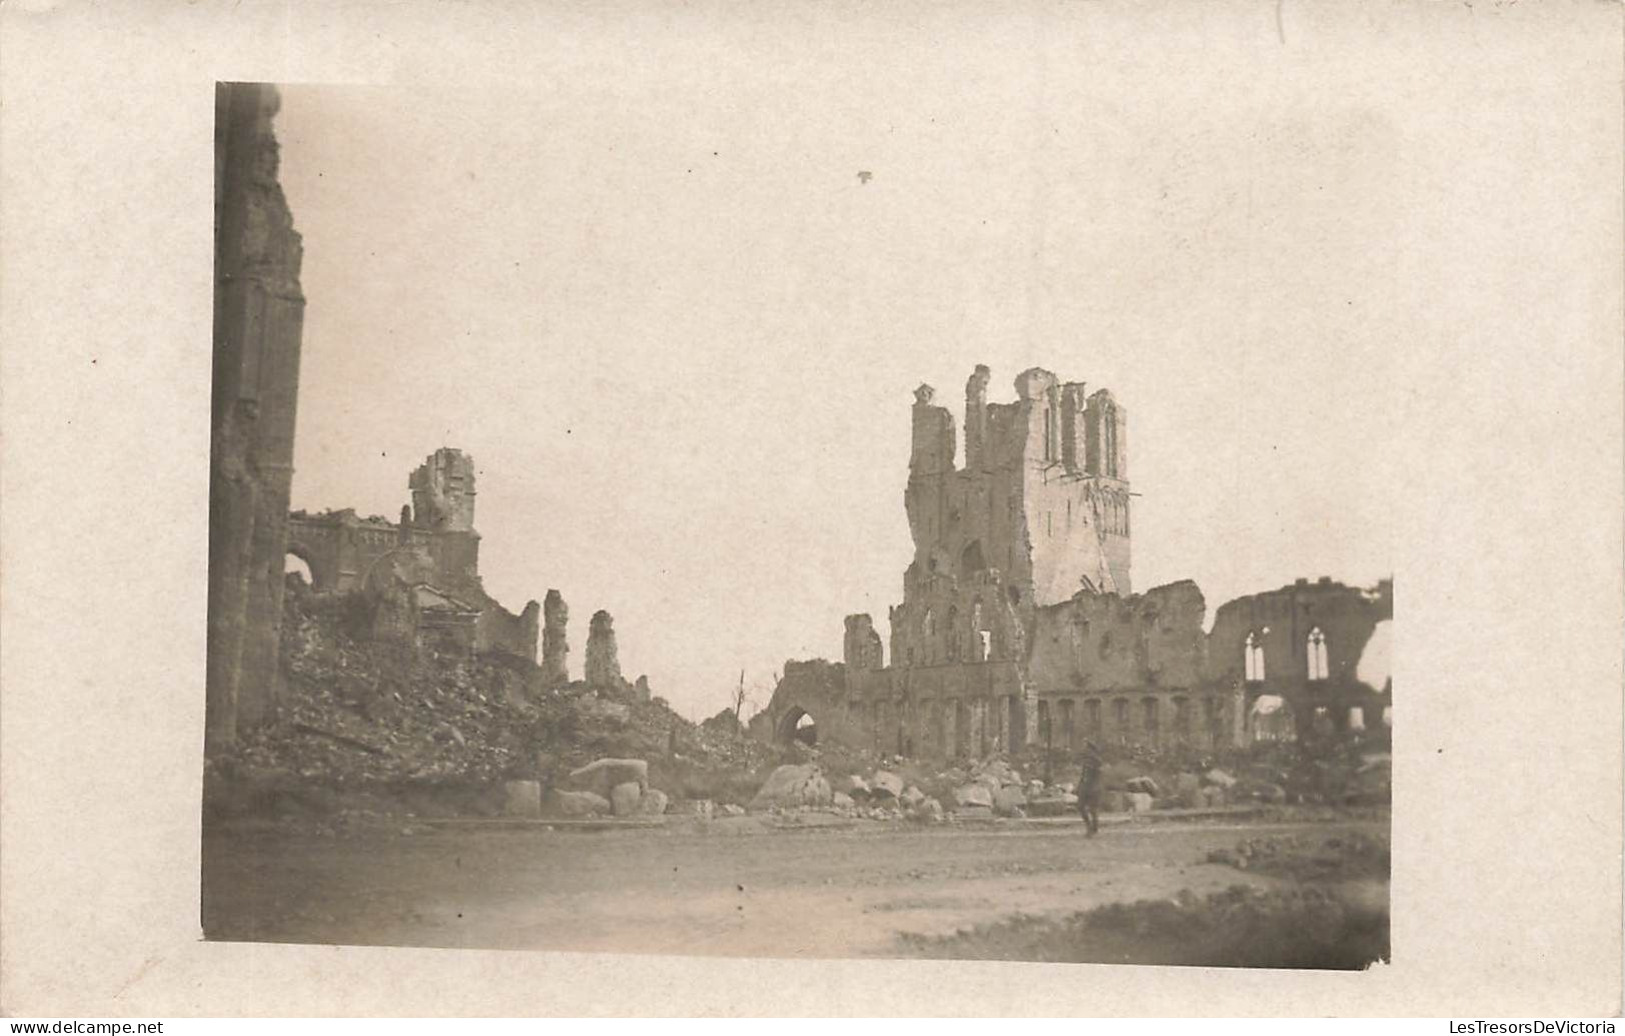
<box><xmin>203</xmin><ymin>812</ymin><xmax>1388</xmax><ymax>959</ymax></box>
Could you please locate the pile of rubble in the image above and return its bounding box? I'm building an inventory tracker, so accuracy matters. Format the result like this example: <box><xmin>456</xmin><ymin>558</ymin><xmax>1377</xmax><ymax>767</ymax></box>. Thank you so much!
<box><xmin>207</xmin><ymin>586</ymin><xmax>779</xmax><ymax>816</ymax></box>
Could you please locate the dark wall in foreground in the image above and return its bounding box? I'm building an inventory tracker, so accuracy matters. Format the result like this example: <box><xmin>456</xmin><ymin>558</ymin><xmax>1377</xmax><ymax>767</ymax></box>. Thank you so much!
<box><xmin>206</xmin><ymin>83</ymin><xmax>305</xmax><ymax>754</ymax></box>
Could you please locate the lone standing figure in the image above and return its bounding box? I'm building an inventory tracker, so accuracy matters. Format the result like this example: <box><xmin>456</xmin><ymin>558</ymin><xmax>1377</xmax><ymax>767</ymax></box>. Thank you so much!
<box><xmin>1078</xmin><ymin>740</ymin><xmax>1103</xmax><ymax>837</ymax></box>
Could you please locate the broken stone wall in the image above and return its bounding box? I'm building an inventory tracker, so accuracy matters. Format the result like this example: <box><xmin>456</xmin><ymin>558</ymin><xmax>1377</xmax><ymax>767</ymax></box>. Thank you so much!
<box><xmin>757</xmin><ymin>659</ymin><xmax>855</xmax><ymax>747</ymax></box>
<box><xmin>842</xmin><ymin>613</ymin><xmax>884</xmax><ymax>670</ymax></box>
<box><xmin>475</xmin><ymin>598</ymin><xmax>540</xmax><ymax>661</ymax></box>
<box><xmin>283</xmin><ymin>447</ymin><xmax>535</xmax><ymax>662</ymax></box>
<box><xmin>583</xmin><ymin>610</ymin><xmax>622</xmax><ymax>688</ymax></box>
<box><xmin>410</xmin><ymin>447</ymin><xmax>477</xmax><ymax>531</ymax></box>
<box><xmin>540</xmin><ymin>589</ymin><xmax>570</xmax><ymax>688</ymax></box>
<box><xmin>1207</xmin><ymin>577</ymin><xmax>1393</xmax><ymax>738</ymax></box>
<box><xmin>207</xmin><ymin>83</ymin><xmax>305</xmax><ymax>753</ymax></box>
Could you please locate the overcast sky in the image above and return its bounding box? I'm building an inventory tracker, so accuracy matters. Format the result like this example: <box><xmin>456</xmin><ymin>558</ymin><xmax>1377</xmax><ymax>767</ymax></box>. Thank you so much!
<box><xmin>269</xmin><ymin>10</ymin><xmax>1426</xmax><ymax>719</ymax></box>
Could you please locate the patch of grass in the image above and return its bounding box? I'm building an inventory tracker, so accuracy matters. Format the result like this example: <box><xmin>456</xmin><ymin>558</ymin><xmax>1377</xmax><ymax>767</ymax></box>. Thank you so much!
<box><xmin>898</xmin><ymin>884</ymin><xmax>1389</xmax><ymax>970</ymax></box>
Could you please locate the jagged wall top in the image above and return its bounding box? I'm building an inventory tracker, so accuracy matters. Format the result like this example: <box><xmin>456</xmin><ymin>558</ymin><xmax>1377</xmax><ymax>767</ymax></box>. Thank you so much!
<box><xmin>410</xmin><ymin>448</ymin><xmax>477</xmax><ymax>531</ymax></box>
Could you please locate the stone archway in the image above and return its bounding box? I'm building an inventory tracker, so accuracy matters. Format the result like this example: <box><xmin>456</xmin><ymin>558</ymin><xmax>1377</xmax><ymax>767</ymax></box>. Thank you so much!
<box><xmin>775</xmin><ymin>705</ymin><xmax>819</xmax><ymax>746</ymax></box>
<box><xmin>284</xmin><ymin>540</ymin><xmax>330</xmax><ymax>590</ymax></box>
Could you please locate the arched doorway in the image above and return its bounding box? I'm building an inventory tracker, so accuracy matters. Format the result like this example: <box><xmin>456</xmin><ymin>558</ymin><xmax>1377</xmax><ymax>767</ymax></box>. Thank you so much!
<box><xmin>284</xmin><ymin>541</ymin><xmax>327</xmax><ymax>590</ymax></box>
<box><xmin>775</xmin><ymin>706</ymin><xmax>817</xmax><ymax>746</ymax></box>
<box><xmin>284</xmin><ymin>552</ymin><xmax>314</xmax><ymax>587</ymax></box>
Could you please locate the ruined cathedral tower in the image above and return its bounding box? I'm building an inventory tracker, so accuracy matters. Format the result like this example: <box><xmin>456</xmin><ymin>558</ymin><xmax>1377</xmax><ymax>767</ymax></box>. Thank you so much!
<box><xmin>887</xmin><ymin>366</ymin><xmax>1131</xmax><ymax>670</ymax></box>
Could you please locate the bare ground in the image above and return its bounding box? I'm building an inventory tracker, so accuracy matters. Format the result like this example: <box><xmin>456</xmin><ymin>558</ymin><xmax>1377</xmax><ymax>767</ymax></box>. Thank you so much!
<box><xmin>202</xmin><ymin>811</ymin><xmax>1388</xmax><ymax>964</ymax></box>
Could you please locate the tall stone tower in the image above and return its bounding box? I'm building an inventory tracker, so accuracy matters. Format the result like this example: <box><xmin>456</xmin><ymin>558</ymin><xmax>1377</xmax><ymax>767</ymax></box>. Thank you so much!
<box><xmin>891</xmin><ymin>365</ymin><xmax>1131</xmax><ymax>671</ymax></box>
<box><xmin>410</xmin><ymin>447</ymin><xmax>477</xmax><ymax>531</ymax></box>
<box><xmin>408</xmin><ymin>448</ymin><xmax>481</xmax><ymax>590</ymax></box>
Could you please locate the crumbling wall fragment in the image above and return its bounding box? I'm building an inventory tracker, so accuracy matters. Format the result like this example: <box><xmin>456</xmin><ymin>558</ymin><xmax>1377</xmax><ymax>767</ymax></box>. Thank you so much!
<box><xmin>409</xmin><ymin>448</ymin><xmax>477</xmax><ymax>531</ymax></box>
<box><xmin>541</xmin><ymin>589</ymin><xmax>570</xmax><ymax>688</ymax></box>
<box><xmin>584</xmin><ymin>609</ymin><xmax>622</xmax><ymax>688</ymax></box>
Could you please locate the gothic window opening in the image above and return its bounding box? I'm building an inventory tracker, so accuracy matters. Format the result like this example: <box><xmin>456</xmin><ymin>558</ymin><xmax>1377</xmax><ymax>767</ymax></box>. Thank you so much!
<box><xmin>1244</xmin><ymin>631</ymin><xmax>1266</xmax><ymax>682</ymax></box>
<box><xmin>1308</xmin><ymin>627</ymin><xmax>1329</xmax><ymax>681</ymax></box>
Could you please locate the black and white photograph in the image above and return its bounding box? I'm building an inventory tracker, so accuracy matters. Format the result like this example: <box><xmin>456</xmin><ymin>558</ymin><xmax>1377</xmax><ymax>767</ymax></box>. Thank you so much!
<box><xmin>3</xmin><ymin>0</ymin><xmax>1621</xmax><ymax>1020</ymax></box>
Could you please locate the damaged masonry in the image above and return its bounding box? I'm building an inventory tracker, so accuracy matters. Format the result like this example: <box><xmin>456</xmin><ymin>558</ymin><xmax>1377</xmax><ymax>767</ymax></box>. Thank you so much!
<box><xmin>206</xmin><ymin>85</ymin><xmax>650</xmax><ymax>756</ymax></box>
<box><xmin>201</xmin><ymin>82</ymin><xmax>1394</xmax><ymax>969</ymax></box>
<box><xmin>754</xmin><ymin>366</ymin><xmax>1393</xmax><ymax>760</ymax></box>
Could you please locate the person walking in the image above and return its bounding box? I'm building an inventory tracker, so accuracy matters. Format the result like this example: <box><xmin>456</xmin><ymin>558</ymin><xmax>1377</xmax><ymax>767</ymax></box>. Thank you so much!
<box><xmin>1077</xmin><ymin>740</ymin><xmax>1104</xmax><ymax>836</ymax></box>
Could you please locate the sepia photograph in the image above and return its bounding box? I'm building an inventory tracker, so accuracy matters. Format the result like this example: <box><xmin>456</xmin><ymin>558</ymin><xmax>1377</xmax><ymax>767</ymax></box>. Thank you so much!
<box><xmin>3</xmin><ymin>0</ymin><xmax>1621</xmax><ymax>1020</ymax></box>
<box><xmin>203</xmin><ymin>75</ymin><xmax>1394</xmax><ymax>968</ymax></box>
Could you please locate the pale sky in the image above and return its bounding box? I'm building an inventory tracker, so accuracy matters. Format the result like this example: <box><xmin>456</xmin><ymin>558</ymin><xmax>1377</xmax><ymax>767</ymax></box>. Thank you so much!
<box><xmin>268</xmin><ymin>8</ymin><xmax>1441</xmax><ymax>720</ymax></box>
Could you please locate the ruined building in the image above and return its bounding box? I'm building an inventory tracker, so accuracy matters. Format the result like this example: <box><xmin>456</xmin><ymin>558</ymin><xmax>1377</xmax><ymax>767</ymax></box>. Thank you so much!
<box><xmin>540</xmin><ymin>589</ymin><xmax>570</xmax><ymax>689</ymax></box>
<box><xmin>286</xmin><ymin>448</ymin><xmax>540</xmax><ymax>661</ymax></box>
<box><xmin>756</xmin><ymin>366</ymin><xmax>1392</xmax><ymax>759</ymax></box>
<box><xmin>207</xmin><ymin>83</ymin><xmax>305</xmax><ymax>754</ymax></box>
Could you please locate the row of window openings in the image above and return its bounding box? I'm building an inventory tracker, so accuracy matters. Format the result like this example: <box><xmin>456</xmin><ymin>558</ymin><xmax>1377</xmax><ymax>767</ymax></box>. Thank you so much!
<box><xmin>1038</xmin><ymin>696</ymin><xmax>1220</xmax><ymax>742</ymax></box>
<box><xmin>1244</xmin><ymin>628</ymin><xmax>1330</xmax><ymax>682</ymax></box>
<box><xmin>1040</xmin><ymin>406</ymin><xmax>1121</xmax><ymax>479</ymax></box>
<box><xmin>853</xmin><ymin>694</ymin><xmax>1216</xmax><ymax>751</ymax></box>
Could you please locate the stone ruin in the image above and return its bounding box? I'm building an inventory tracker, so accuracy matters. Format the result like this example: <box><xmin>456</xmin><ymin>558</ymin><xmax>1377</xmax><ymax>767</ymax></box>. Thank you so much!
<box><xmin>756</xmin><ymin>365</ymin><xmax>1394</xmax><ymax>760</ymax></box>
<box><xmin>206</xmin><ymin>84</ymin><xmax>652</xmax><ymax>753</ymax></box>
<box><xmin>285</xmin><ymin>448</ymin><xmax>539</xmax><ymax>661</ymax></box>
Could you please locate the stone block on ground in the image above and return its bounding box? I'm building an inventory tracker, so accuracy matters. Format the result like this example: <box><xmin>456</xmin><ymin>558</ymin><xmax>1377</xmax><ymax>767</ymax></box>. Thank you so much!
<box><xmin>568</xmin><ymin>758</ymin><xmax>649</xmax><ymax>798</ymax></box>
<box><xmin>993</xmin><ymin>785</ymin><xmax>1028</xmax><ymax>816</ymax></box>
<box><xmin>610</xmin><ymin>780</ymin><xmax>643</xmax><ymax>816</ymax></box>
<box><xmin>837</xmin><ymin>774</ymin><xmax>870</xmax><ymax>797</ymax></box>
<box><xmin>952</xmin><ymin>783</ymin><xmax>994</xmax><ymax>809</ymax></box>
<box><xmin>870</xmin><ymin>770</ymin><xmax>904</xmax><ymax>798</ymax></box>
<box><xmin>900</xmin><ymin>785</ymin><xmax>925</xmax><ymax>810</ymax></box>
<box><xmin>1126</xmin><ymin>791</ymin><xmax>1154</xmax><ymax>813</ymax></box>
<box><xmin>832</xmin><ymin>791</ymin><xmax>855</xmax><ymax>810</ymax></box>
<box><xmin>748</xmin><ymin>764</ymin><xmax>833</xmax><ymax>811</ymax></box>
<box><xmin>636</xmin><ymin>788</ymin><xmax>670</xmax><ymax>815</ymax></box>
<box><xmin>1203</xmin><ymin>768</ymin><xmax>1237</xmax><ymax>789</ymax></box>
<box><xmin>551</xmin><ymin>789</ymin><xmax>611</xmax><ymax>817</ymax></box>
<box><xmin>502</xmin><ymin>780</ymin><xmax>542</xmax><ymax>819</ymax></box>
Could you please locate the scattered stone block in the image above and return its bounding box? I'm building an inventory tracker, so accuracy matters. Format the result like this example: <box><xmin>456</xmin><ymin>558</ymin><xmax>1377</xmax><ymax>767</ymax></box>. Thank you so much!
<box><xmin>568</xmin><ymin>758</ymin><xmax>648</xmax><ymax>798</ymax></box>
<box><xmin>552</xmin><ymin>790</ymin><xmax>611</xmax><ymax>817</ymax></box>
<box><xmin>993</xmin><ymin>785</ymin><xmax>1028</xmax><ymax>816</ymax></box>
<box><xmin>748</xmin><ymin>764</ymin><xmax>832</xmax><ymax>810</ymax></box>
<box><xmin>502</xmin><ymin>779</ymin><xmax>542</xmax><ymax>818</ymax></box>
<box><xmin>870</xmin><ymin>770</ymin><xmax>904</xmax><ymax>798</ymax></box>
<box><xmin>610</xmin><ymin>780</ymin><xmax>643</xmax><ymax>816</ymax></box>
<box><xmin>952</xmin><ymin>783</ymin><xmax>994</xmax><ymax>809</ymax></box>
<box><xmin>1204</xmin><ymin>768</ymin><xmax>1237</xmax><ymax>789</ymax></box>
